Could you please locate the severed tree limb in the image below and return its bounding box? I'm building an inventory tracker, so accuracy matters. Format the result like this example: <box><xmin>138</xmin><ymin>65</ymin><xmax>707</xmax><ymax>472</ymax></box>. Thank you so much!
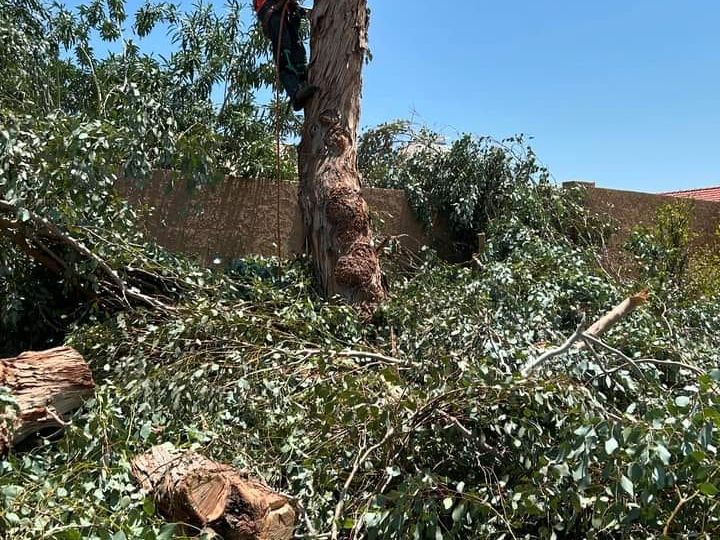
<box><xmin>298</xmin><ymin>348</ymin><xmax>403</xmax><ymax>366</ymax></box>
<box><xmin>330</xmin><ymin>427</ymin><xmax>395</xmax><ymax>540</ymax></box>
<box><xmin>522</xmin><ymin>291</ymin><xmax>650</xmax><ymax>375</ymax></box>
<box><xmin>0</xmin><ymin>200</ymin><xmax>172</xmax><ymax>312</ymax></box>
<box><xmin>663</xmin><ymin>486</ymin><xmax>700</xmax><ymax>537</ymax></box>
<box><xmin>132</xmin><ymin>444</ymin><xmax>297</xmax><ymax>540</ymax></box>
<box><xmin>0</xmin><ymin>346</ymin><xmax>95</xmax><ymax>454</ymax></box>
<box><xmin>574</xmin><ymin>290</ymin><xmax>649</xmax><ymax>350</ymax></box>
<box><xmin>583</xmin><ymin>333</ymin><xmax>703</xmax><ymax>377</ymax></box>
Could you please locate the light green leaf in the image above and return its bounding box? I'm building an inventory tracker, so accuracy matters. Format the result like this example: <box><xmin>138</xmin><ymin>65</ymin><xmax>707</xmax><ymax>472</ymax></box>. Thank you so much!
<box><xmin>699</xmin><ymin>483</ymin><xmax>719</xmax><ymax>497</ymax></box>
<box><xmin>675</xmin><ymin>395</ymin><xmax>691</xmax><ymax>408</ymax></box>
<box><xmin>620</xmin><ymin>475</ymin><xmax>634</xmax><ymax>497</ymax></box>
<box><xmin>605</xmin><ymin>437</ymin><xmax>619</xmax><ymax>455</ymax></box>
<box><xmin>655</xmin><ymin>444</ymin><xmax>671</xmax><ymax>465</ymax></box>
<box><xmin>157</xmin><ymin>524</ymin><xmax>177</xmax><ymax>540</ymax></box>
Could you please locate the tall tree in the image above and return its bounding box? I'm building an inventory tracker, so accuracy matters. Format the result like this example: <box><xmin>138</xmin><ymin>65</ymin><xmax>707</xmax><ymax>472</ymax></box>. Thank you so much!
<box><xmin>298</xmin><ymin>0</ymin><xmax>386</xmax><ymax>311</ymax></box>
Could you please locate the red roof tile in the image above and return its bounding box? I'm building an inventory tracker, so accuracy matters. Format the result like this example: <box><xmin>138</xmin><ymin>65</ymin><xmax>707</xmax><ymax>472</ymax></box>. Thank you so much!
<box><xmin>663</xmin><ymin>186</ymin><xmax>720</xmax><ymax>202</ymax></box>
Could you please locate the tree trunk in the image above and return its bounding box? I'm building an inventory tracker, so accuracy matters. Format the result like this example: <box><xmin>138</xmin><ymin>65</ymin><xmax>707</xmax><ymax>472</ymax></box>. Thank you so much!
<box><xmin>0</xmin><ymin>346</ymin><xmax>95</xmax><ymax>454</ymax></box>
<box><xmin>131</xmin><ymin>444</ymin><xmax>297</xmax><ymax>540</ymax></box>
<box><xmin>298</xmin><ymin>0</ymin><xmax>386</xmax><ymax>311</ymax></box>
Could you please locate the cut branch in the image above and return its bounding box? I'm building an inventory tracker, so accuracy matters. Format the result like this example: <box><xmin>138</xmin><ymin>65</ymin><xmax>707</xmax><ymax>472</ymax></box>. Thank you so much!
<box><xmin>520</xmin><ymin>315</ymin><xmax>587</xmax><ymax>376</ymax></box>
<box><xmin>0</xmin><ymin>346</ymin><xmax>95</xmax><ymax>454</ymax></box>
<box><xmin>575</xmin><ymin>290</ymin><xmax>649</xmax><ymax>350</ymax></box>
<box><xmin>0</xmin><ymin>200</ymin><xmax>172</xmax><ymax>311</ymax></box>
<box><xmin>522</xmin><ymin>291</ymin><xmax>650</xmax><ymax>375</ymax></box>
<box><xmin>131</xmin><ymin>444</ymin><xmax>297</xmax><ymax>540</ymax></box>
<box><xmin>330</xmin><ymin>427</ymin><xmax>395</xmax><ymax>540</ymax></box>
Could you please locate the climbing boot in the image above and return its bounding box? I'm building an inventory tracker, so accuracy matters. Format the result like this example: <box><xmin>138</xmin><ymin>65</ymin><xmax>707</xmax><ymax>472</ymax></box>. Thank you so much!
<box><xmin>292</xmin><ymin>83</ymin><xmax>318</xmax><ymax>111</ymax></box>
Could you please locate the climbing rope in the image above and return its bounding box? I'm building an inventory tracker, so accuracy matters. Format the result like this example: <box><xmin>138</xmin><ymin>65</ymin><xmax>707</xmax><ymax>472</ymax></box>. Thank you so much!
<box><xmin>273</xmin><ymin>0</ymin><xmax>292</xmax><ymax>277</ymax></box>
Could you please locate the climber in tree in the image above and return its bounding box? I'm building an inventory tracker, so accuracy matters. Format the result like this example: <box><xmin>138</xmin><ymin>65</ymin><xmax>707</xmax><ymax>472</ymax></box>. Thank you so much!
<box><xmin>254</xmin><ymin>0</ymin><xmax>318</xmax><ymax>111</ymax></box>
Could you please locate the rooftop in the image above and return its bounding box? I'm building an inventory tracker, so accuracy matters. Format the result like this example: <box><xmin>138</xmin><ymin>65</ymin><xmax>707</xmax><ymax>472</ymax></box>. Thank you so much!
<box><xmin>663</xmin><ymin>186</ymin><xmax>720</xmax><ymax>202</ymax></box>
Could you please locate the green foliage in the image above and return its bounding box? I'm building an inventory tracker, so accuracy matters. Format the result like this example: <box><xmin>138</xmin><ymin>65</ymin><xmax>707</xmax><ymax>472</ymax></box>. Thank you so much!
<box><xmin>0</xmin><ymin>0</ymin><xmax>298</xmax><ymax>348</ymax></box>
<box><xmin>688</xmin><ymin>244</ymin><xmax>720</xmax><ymax>299</ymax></box>
<box><xmin>359</xmin><ymin>121</ymin><xmax>613</xmax><ymax>256</ymax></box>
<box><xmin>4</xmin><ymin>235</ymin><xmax>720</xmax><ymax>538</ymax></box>
<box><xmin>626</xmin><ymin>201</ymin><xmax>695</xmax><ymax>286</ymax></box>
<box><xmin>625</xmin><ymin>202</ymin><xmax>720</xmax><ymax>306</ymax></box>
<box><xmin>3</xmin><ymin>3</ymin><xmax>720</xmax><ymax>539</ymax></box>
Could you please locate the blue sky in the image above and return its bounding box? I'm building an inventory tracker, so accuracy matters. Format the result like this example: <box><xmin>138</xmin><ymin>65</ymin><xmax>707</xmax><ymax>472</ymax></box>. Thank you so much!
<box><xmin>81</xmin><ymin>0</ymin><xmax>720</xmax><ymax>193</ymax></box>
<box><xmin>364</xmin><ymin>0</ymin><xmax>720</xmax><ymax>192</ymax></box>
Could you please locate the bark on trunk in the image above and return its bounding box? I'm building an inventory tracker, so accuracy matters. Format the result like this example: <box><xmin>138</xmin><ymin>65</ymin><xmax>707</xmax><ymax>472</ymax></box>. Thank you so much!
<box><xmin>131</xmin><ymin>444</ymin><xmax>296</xmax><ymax>540</ymax></box>
<box><xmin>298</xmin><ymin>0</ymin><xmax>386</xmax><ymax>311</ymax></box>
<box><xmin>0</xmin><ymin>346</ymin><xmax>95</xmax><ymax>454</ymax></box>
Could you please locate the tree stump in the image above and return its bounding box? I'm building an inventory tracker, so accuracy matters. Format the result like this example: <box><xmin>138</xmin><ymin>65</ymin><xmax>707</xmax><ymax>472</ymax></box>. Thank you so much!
<box><xmin>0</xmin><ymin>346</ymin><xmax>95</xmax><ymax>454</ymax></box>
<box><xmin>131</xmin><ymin>444</ymin><xmax>297</xmax><ymax>540</ymax></box>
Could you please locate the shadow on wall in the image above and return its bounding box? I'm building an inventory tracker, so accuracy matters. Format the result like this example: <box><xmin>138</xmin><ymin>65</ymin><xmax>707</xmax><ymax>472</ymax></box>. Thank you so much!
<box><xmin>117</xmin><ymin>173</ymin><xmax>720</xmax><ymax>266</ymax></box>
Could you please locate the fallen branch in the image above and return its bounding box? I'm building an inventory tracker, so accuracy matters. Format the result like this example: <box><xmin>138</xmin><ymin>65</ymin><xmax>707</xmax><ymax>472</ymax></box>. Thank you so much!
<box><xmin>0</xmin><ymin>200</ymin><xmax>172</xmax><ymax>311</ymax></box>
<box><xmin>583</xmin><ymin>333</ymin><xmax>703</xmax><ymax>377</ymax></box>
<box><xmin>0</xmin><ymin>346</ymin><xmax>95</xmax><ymax>454</ymax></box>
<box><xmin>330</xmin><ymin>427</ymin><xmax>395</xmax><ymax>540</ymax></box>
<box><xmin>520</xmin><ymin>315</ymin><xmax>587</xmax><ymax>376</ymax></box>
<box><xmin>522</xmin><ymin>291</ymin><xmax>650</xmax><ymax>376</ymax></box>
<box><xmin>575</xmin><ymin>290</ymin><xmax>649</xmax><ymax>350</ymax></box>
<box><xmin>132</xmin><ymin>444</ymin><xmax>296</xmax><ymax>539</ymax></box>
<box><xmin>299</xmin><ymin>348</ymin><xmax>404</xmax><ymax>365</ymax></box>
<box><xmin>663</xmin><ymin>486</ymin><xmax>699</xmax><ymax>537</ymax></box>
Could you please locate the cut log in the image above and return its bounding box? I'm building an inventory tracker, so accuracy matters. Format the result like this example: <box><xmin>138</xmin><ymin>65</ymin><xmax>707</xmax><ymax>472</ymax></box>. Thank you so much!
<box><xmin>0</xmin><ymin>346</ymin><xmax>95</xmax><ymax>454</ymax></box>
<box><xmin>298</xmin><ymin>0</ymin><xmax>387</xmax><ymax>311</ymax></box>
<box><xmin>131</xmin><ymin>444</ymin><xmax>296</xmax><ymax>540</ymax></box>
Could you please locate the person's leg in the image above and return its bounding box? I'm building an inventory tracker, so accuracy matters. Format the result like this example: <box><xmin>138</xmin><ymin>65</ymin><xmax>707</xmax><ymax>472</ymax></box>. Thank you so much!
<box><xmin>260</xmin><ymin>1</ymin><xmax>316</xmax><ymax>110</ymax></box>
<box><xmin>262</xmin><ymin>3</ymin><xmax>302</xmax><ymax>100</ymax></box>
<box><xmin>285</xmin><ymin>5</ymin><xmax>308</xmax><ymax>84</ymax></box>
<box><xmin>284</xmin><ymin>4</ymin><xmax>317</xmax><ymax>110</ymax></box>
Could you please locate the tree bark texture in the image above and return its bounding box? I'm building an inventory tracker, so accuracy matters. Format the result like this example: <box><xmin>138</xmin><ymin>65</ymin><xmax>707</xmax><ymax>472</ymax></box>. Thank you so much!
<box><xmin>298</xmin><ymin>0</ymin><xmax>387</xmax><ymax>311</ymax></box>
<box><xmin>0</xmin><ymin>346</ymin><xmax>95</xmax><ymax>454</ymax></box>
<box><xmin>131</xmin><ymin>444</ymin><xmax>296</xmax><ymax>540</ymax></box>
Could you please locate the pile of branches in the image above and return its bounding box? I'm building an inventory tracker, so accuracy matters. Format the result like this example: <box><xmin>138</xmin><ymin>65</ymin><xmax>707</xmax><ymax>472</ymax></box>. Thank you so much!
<box><xmin>2</xmin><ymin>2</ymin><xmax>720</xmax><ymax>538</ymax></box>
<box><xmin>3</xmin><ymin>197</ymin><xmax>720</xmax><ymax>538</ymax></box>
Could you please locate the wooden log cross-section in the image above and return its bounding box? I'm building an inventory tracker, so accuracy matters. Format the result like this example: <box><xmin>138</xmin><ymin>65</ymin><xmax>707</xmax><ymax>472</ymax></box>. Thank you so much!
<box><xmin>0</xmin><ymin>346</ymin><xmax>95</xmax><ymax>454</ymax></box>
<box><xmin>132</xmin><ymin>445</ymin><xmax>297</xmax><ymax>539</ymax></box>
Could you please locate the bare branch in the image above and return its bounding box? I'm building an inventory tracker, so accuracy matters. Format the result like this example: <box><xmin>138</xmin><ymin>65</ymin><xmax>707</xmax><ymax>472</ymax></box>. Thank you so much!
<box><xmin>575</xmin><ymin>290</ymin><xmax>649</xmax><ymax>350</ymax></box>
<box><xmin>330</xmin><ymin>426</ymin><xmax>395</xmax><ymax>540</ymax></box>
<box><xmin>520</xmin><ymin>315</ymin><xmax>586</xmax><ymax>376</ymax></box>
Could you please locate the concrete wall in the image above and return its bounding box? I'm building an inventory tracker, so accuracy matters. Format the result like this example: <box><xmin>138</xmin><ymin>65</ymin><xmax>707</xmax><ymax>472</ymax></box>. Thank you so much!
<box><xmin>117</xmin><ymin>173</ymin><xmax>720</xmax><ymax>265</ymax></box>
<box><xmin>117</xmin><ymin>172</ymin><xmax>430</xmax><ymax>264</ymax></box>
<box><xmin>585</xmin><ymin>186</ymin><xmax>720</xmax><ymax>250</ymax></box>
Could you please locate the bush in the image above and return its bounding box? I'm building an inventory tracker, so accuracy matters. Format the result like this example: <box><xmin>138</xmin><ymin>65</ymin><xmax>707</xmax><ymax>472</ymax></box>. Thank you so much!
<box><xmin>359</xmin><ymin>122</ymin><xmax>613</xmax><ymax>256</ymax></box>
